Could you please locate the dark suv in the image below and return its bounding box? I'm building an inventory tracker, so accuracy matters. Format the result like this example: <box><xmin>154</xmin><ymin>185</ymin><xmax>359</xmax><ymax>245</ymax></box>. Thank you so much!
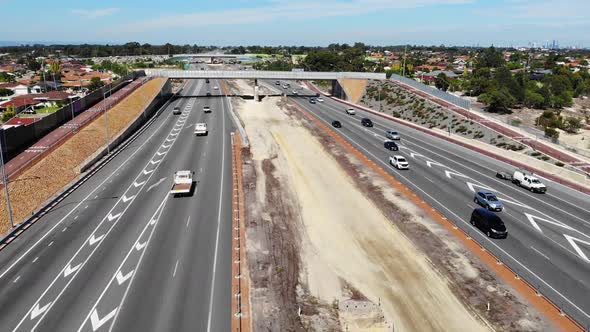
<box><xmin>383</xmin><ymin>140</ymin><xmax>398</xmax><ymax>151</ymax></box>
<box><xmin>470</xmin><ymin>208</ymin><xmax>507</xmax><ymax>238</ymax></box>
<box><xmin>361</xmin><ymin>118</ymin><xmax>373</xmax><ymax>127</ymax></box>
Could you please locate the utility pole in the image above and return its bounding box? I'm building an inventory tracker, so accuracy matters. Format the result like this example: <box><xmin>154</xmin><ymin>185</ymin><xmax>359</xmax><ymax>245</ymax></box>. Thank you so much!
<box><xmin>401</xmin><ymin>45</ymin><xmax>407</xmax><ymax>78</ymax></box>
<box><xmin>103</xmin><ymin>84</ymin><xmax>110</xmax><ymax>154</ymax></box>
<box><xmin>0</xmin><ymin>136</ymin><xmax>14</xmax><ymax>228</ymax></box>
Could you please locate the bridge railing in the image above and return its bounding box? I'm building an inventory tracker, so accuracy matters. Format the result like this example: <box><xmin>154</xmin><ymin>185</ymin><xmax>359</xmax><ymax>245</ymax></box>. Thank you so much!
<box><xmin>143</xmin><ymin>69</ymin><xmax>386</xmax><ymax>80</ymax></box>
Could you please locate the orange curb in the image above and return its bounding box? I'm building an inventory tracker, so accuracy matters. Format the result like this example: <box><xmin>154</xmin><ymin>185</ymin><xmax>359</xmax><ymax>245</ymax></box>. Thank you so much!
<box><xmin>231</xmin><ymin>131</ymin><xmax>252</xmax><ymax>332</ymax></box>
<box><xmin>289</xmin><ymin>100</ymin><xmax>584</xmax><ymax>332</ymax></box>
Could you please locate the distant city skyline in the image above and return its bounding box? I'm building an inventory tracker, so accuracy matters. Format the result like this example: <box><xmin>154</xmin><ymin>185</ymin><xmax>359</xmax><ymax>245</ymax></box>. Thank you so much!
<box><xmin>2</xmin><ymin>0</ymin><xmax>589</xmax><ymax>47</ymax></box>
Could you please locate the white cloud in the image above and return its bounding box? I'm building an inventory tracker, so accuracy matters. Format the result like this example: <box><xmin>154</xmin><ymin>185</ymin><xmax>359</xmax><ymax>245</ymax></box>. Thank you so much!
<box><xmin>105</xmin><ymin>0</ymin><xmax>471</xmax><ymax>33</ymax></box>
<box><xmin>70</xmin><ymin>8</ymin><xmax>120</xmax><ymax>19</ymax></box>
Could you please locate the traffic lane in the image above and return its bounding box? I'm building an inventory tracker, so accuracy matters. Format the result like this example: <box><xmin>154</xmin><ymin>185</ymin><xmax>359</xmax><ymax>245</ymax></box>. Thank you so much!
<box><xmin>0</xmin><ymin>78</ymin><xmax>200</xmax><ymax>280</ymax></box>
<box><xmin>2</xmin><ymin>82</ymin><xmax>203</xmax><ymax>331</ymax></box>
<box><xmin>112</xmin><ymin>90</ymin><xmax>232</xmax><ymax>332</ymax></box>
<box><xmin>320</xmin><ymin>96</ymin><xmax>590</xmax><ymax>216</ymax></box>
<box><xmin>313</xmin><ymin>98</ymin><xmax>590</xmax><ymax>235</ymax></box>
<box><xmin>0</xmin><ymin>81</ymin><xmax>200</xmax><ymax>327</ymax></box>
<box><xmin>293</xmin><ymin>96</ymin><xmax>590</xmax><ymax>324</ymax></box>
<box><xmin>29</xmin><ymin>84</ymin><xmax>208</xmax><ymax>331</ymax></box>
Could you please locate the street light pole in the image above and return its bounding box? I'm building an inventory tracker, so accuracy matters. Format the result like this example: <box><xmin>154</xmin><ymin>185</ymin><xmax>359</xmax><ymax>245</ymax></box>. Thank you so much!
<box><xmin>103</xmin><ymin>85</ymin><xmax>110</xmax><ymax>154</ymax></box>
<box><xmin>0</xmin><ymin>137</ymin><xmax>14</xmax><ymax>228</ymax></box>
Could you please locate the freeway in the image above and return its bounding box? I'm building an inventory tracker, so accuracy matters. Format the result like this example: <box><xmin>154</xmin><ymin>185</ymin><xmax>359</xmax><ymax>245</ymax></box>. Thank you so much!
<box><xmin>0</xmin><ymin>78</ymin><xmax>234</xmax><ymax>331</ymax></box>
<box><xmin>276</xmin><ymin>81</ymin><xmax>590</xmax><ymax>326</ymax></box>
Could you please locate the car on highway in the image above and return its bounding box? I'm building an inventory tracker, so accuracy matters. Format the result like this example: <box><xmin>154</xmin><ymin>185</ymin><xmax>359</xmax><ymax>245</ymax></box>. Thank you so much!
<box><xmin>470</xmin><ymin>208</ymin><xmax>508</xmax><ymax>238</ymax></box>
<box><xmin>205</xmin><ymin>78</ymin><xmax>210</xmax><ymax>83</ymax></box>
<box><xmin>282</xmin><ymin>84</ymin><xmax>289</xmax><ymax>89</ymax></box>
<box><xmin>214</xmin><ymin>86</ymin><xmax>219</xmax><ymax>90</ymax></box>
<box><xmin>309</xmin><ymin>98</ymin><xmax>316</xmax><ymax>104</ymax></box>
<box><xmin>386</xmin><ymin>129</ymin><xmax>400</xmax><ymax>140</ymax></box>
<box><xmin>173</xmin><ymin>107</ymin><xmax>181</xmax><ymax>115</ymax></box>
<box><xmin>203</xmin><ymin>106</ymin><xmax>211</xmax><ymax>113</ymax></box>
<box><xmin>473</xmin><ymin>189</ymin><xmax>503</xmax><ymax>211</ymax></box>
<box><xmin>316</xmin><ymin>96</ymin><xmax>324</xmax><ymax>102</ymax></box>
<box><xmin>361</xmin><ymin>118</ymin><xmax>373</xmax><ymax>127</ymax></box>
<box><xmin>275</xmin><ymin>80</ymin><xmax>281</xmax><ymax>85</ymax></box>
<box><xmin>292</xmin><ymin>90</ymin><xmax>299</xmax><ymax>95</ymax></box>
<box><xmin>512</xmin><ymin>169</ymin><xmax>547</xmax><ymax>193</ymax></box>
<box><xmin>389</xmin><ymin>155</ymin><xmax>409</xmax><ymax>169</ymax></box>
<box><xmin>206</xmin><ymin>91</ymin><xmax>211</xmax><ymax>96</ymax></box>
<box><xmin>496</xmin><ymin>171</ymin><xmax>512</xmax><ymax>180</ymax></box>
<box><xmin>384</xmin><ymin>140</ymin><xmax>399</xmax><ymax>151</ymax></box>
<box><xmin>345</xmin><ymin>107</ymin><xmax>356</xmax><ymax>115</ymax></box>
<box><xmin>194</xmin><ymin>123</ymin><xmax>208</xmax><ymax>136</ymax></box>
<box><xmin>332</xmin><ymin>120</ymin><xmax>342</xmax><ymax>128</ymax></box>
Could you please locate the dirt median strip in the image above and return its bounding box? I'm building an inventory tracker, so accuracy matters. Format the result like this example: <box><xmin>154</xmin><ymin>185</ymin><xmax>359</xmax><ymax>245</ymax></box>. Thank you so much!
<box><xmin>289</xmin><ymin>100</ymin><xmax>584</xmax><ymax>331</ymax></box>
<box><xmin>231</xmin><ymin>132</ymin><xmax>252</xmax><ymax>332</ymax></box>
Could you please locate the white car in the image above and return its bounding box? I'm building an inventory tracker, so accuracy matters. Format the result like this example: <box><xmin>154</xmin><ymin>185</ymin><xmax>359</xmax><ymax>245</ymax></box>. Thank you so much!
<box><xmin>214</xmin><ymin>86</ymin><xmax>219</xmax><ymax>90</ymax></box>
<box><xmin>345</xmin><ymin>107</ymin><xmax>356</xmax><ymax>115</ymax></box>
<box><xmin>389</xmin><ymin>155</ymin><xmax>409</xmax><ymax>169</ymax></box>
<box><xmin>194</xmin><ymin>123</ymin><xmax>208</xmax><ymax>136</ymax></box>
<box><xmin>203</xmin><ymin>106</ymin><xmax>211</xmax><ymax>113</ymax></box>
<box><xmin>316</xmin><ymin>96</ymin><xmax>324</xmax><ymax>102</ymax></box>
<box><xmin>292</xmin><ymin>90</ymin><xmax>299</xmax><ymax>95</ymax></box>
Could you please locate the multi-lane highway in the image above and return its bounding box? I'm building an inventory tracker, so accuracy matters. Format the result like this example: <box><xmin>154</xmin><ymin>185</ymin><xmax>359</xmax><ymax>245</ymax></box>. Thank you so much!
<box><xmin>0</xmin><ymin>78</ymin><xmax>234</xmax><ymax>331</ymax></box>
<box><xmin>276</xmin><ymin>81</ymin><xmax>590</xmax><ymax>326</ymax></box>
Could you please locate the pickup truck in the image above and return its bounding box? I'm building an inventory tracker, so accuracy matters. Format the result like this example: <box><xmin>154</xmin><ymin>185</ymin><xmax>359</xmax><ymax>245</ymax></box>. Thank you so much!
<box><xmin>170</xmin><ymin>170</ymin><xmax>194</xmax><ymax>196</ymax></box>
<box><xmin>512</xmin><ymin>169</ymin><xmax>547</xmax><ymax>193</ymax></box>
<box><xmin>194</xmin><ymin>123</ymin><xmax>208</xmax><ymax>136</ymax></box>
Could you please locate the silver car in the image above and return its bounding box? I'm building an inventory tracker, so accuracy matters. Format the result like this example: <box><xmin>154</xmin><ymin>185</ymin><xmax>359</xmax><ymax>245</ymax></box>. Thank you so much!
<box><xmin>474</xmin><ymin>190</ymin><xmax>503</xmax><ymax>212</ymax></box>
<box><xmin>386</xmin><ymin>129</ymin><xmax>400</xmax><ymax>140</ymax></box>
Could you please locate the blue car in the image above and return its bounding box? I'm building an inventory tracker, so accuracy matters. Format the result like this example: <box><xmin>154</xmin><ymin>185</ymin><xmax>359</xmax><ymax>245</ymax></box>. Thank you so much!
<box><xmin>473</xmin><ymin>190</ymin><xmax>503</xmax><ymax>212</ymax></box>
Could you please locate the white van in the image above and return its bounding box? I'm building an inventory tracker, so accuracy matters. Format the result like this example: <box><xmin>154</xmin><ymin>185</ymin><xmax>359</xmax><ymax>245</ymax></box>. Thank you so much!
<box><xmin>512</xmin><ymin>169</ymin><xmax>546</xmax><ymax>193</ymax></box>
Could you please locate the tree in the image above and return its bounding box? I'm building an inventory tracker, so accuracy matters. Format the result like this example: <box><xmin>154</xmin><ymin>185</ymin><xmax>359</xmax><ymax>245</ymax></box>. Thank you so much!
<box><xmin>477</xmin><ymin>46</ymin><xmax>505</xmax><ymax>68</ymax></box>
<box><xmin>435</xmin><ymin>73</ymin><xmax>450</xmax><ymax>91</ymax></box>
<box><xmin>48</xmin><ymin>60</ymin><xmax>61</xmax><ymax>74</ymax></box>
<box><xmin>562</xmin><ymin>117</ymin><xmax>582</xmax><ymax>133</ymax></box>
<box><xmin>524</xmin><ymin>89</ymin><xmax>545</xmax><ymax>108</ymax></box>
<box><xmin>2</xmin><ymin>104</ymin><xmax>16</xmax><ymax>122</ymax></box>
<box><xmin>88</xmin><ymin>77</ymin><xmax>104</xmax><ymax>91</ymax></box>
<box><xmin>0</xmin><ymin>88</ymin><xmax>13</xmax><ymax>97</ymax></box>
<box><xmin>0</xmin><ymin>72</ymin><xmax>15</xmax><ymax>82</ymax></box>
<box><xmin>27</xmin><ymin>59</ymin><xmax>41</xmax><ymax>71</ymax></box>
<box><xmin>544</xmin><ymin>126</ymin><xmax>559</xmax><ymax>140</ymax></box>
<box><xmin>478</xmin><ymin>88</ymin><xmax>515</xmax><ymax>113</ymax></box>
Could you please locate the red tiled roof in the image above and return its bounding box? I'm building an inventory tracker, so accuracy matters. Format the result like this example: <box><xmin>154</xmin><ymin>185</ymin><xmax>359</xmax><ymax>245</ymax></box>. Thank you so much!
<box><xmin>33</xmin><ymin>91</ymin><xmax>72</xmax><ymax>100</ymax></box>
<box><xmin>0</xmin><ymin>96</ymin><xmax>40</xmax><ymax>108</ymax></box>
<box><xmin>3</xmin><ymin>117</ymin><xmax>40</xmax><ymax>126</ymax></box>
<box><xmin>0</xmin><ymin>82</ymin><xmax>19</xmax><ymax>89</ymax></box>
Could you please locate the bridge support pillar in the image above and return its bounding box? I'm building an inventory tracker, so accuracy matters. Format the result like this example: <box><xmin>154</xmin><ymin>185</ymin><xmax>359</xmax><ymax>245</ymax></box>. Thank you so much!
<box><xmin>254</xmin><ymin>79</ymin><xmax>260</xmax><ymax>102</ymax></box>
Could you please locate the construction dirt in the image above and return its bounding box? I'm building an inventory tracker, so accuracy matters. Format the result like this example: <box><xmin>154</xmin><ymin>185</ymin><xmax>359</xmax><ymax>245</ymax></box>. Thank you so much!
<box><xmin>229</xmin><ymin>79</ymin><xmax>555</xmax><ymax>332</ymax></box>
<box><xmin>0</xmin><ymin>78</ymin><xmax>166</xmax><ymax>235</ymax></box>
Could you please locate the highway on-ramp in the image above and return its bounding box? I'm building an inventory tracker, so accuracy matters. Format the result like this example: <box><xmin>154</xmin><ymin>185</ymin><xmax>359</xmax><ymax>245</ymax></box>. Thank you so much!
<box><xmin>276</xmin><ymin>81</ymin><xmax>590</xmax><ymax>326</ymax></box>
<box><xmin>0</xmin><ymin>79</ymin><xmax>234</xmax><ymax>331</ymax></box>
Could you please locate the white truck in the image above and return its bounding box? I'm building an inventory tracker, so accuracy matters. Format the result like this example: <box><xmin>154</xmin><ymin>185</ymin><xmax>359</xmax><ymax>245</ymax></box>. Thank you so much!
<box><xmin>512</xmin><ymin>169</ymin><xmax>547</xmax><ymax>193</ymax></box>
<box><xmin>170</xmin><ymin>170</ymin><xmax>194</xmax><ymax>196</ymax></box>
<box><xmin>194</xmin><ymin>123</ymin><xmax>208</xmax><ymax>136</ymax></box>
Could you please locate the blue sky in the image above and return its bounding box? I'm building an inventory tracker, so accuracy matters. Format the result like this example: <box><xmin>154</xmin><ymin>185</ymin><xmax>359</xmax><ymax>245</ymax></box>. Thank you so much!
<box><xmin>2</xmin><ymin>0</ymin><xmax>589</xmax><ymax>47</ymax></box>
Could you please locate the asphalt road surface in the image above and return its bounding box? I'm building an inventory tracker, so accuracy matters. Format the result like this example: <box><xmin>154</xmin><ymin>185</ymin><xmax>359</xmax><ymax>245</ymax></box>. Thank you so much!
<box><xmin>272</xmin><ymin>80</ymin><xmax>590</xmax><ymax>327</ymax></box>
<box><xmin>0</xmin><ymin>78</ymin><xmax>235</xmax><ymax>332</ymax></box>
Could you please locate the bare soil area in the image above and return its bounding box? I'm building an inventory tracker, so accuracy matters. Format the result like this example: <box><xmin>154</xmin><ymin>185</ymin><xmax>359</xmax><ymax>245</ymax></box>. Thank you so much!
<box><xmin>0</xmin><ymin>78</ymin><xmax>166</xmax><ymax>234</ymax></box>
<box><xmin>232</xmin><ymin>79</ymin><xmax>552</xmax><ymax>331</ymax></box>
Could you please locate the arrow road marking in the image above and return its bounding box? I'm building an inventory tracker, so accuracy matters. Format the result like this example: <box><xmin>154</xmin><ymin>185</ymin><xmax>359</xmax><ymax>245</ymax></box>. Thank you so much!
<box><xmin>116</xmin><ymin>270</ymin><xmax>134</xmax><ymax>285</ymax></box>
<box><xmin>149</xmin><ymin>159</ymin><xmax>161</xmax><ymax>165</ymax></box>
<box><xmin>121</xmin><ymin>194</ymin><xmax>135</xmax><ymax>203</ymax></box>
<box><xmin>133</xmin><ymin>181</ymin><xmax>145</xmax><ymax>188</ymax></box>
<box><xmin>409</xmin><ymin>152</ymin><xmax>423</xmax><ymax>159</ymax></box>
<box><xmin>426</xmin><ymin>160</ymin><xmax>445</xmax><ymax>168</ymax></box>
<box><xmin>135</xmin><ymin>241</ymin><xmax>146</xmax><ymax>251</ymax></box>
<box><xmin>161</xmin><ymin>143</ymin><xmax>171</xmax><ymax>149</ymax></box>
<box><xmin>30</xmin><ymin>302</ymin><xmax>52</xmax><ymax>320</ymax></box>
<box><xmin>64</xmin><ymin>263</ymin><xmax>81</xmax><ymax>277</ymax></box>
<box><xmin>142</xmin><ymin>169</ymin><xmax>154</xmax><ymax>175</ymax></box>
<box><xmin>525</xmin><ymin>213</ymin><xmax>575</xmax><ymax>233</ymax></box>
<box><xmin>89</xmin><ymin>234</ymin><xmax>104</xmax><ymax>246</ymax></box>
<box><xmin>564</xmin><ymin>235</ymin><xmax>590</xmax><ymax>262</ymax></box>
<box><xmin>467</xmin><ymin>181</ymin><xmax>496</xmax><ymax>193</ymax></box>
<box><xmin>445</xmin><ymin>170</ymin><xmax>468</xmax><ymax>179</ymax></box>
<box><xmin>147</xmin><ymin>177</ymin><xmax>167</xmax><ymax>192</ymax></box>
<box><xmin>107</xmin><ymin>213</ymin><xmax>122</xmax><ymax>222</ymax></box>
<box><xmin>156</xmin><ymin>151</ymin><xmax>166</xmax><ymax>156</ymax></box>
<box><xmin>90</xmin><ymin>308</ymin><xmax>117</xmax><ymax>331</ymax></box>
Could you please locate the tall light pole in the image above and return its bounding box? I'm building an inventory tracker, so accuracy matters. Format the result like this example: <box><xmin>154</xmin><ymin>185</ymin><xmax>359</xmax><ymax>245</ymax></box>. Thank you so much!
<box><xmin>103</xmin><ymin>83</ymin><xmax>111</xmax><ymax>154</ymax></box>
<box><xmin>0</xmin><ymin>136</ymin><xmax>14</xmax><ymax>228</ymax></box>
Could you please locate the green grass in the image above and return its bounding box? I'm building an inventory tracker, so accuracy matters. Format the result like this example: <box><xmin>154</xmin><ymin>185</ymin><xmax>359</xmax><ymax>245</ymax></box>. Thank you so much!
<box><xmin>36</xmin><ymin>106</ymin><xmax>60</xmax><ymax>114</ymax></box>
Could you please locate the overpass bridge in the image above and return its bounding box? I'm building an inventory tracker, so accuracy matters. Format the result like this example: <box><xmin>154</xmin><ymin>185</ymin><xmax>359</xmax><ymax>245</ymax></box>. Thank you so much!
<box><xmin>143</xmin><ymin>69</ymin><xmax>385</xmax><ymax>100</ymax></box>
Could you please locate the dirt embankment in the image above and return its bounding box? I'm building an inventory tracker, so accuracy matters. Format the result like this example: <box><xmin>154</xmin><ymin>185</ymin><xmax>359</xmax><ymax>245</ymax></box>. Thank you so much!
<box><xmin>0</xmin><ymin>78</ymin><xmax>166</xmax><ymax>235</ymax></box>
<box><xmin>229</xmin><ymin>78</ymin><xmax>552</xmax><ymax>331</ymax></box>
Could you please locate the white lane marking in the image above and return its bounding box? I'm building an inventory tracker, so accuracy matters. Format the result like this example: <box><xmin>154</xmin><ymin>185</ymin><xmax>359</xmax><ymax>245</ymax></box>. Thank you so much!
<box><xmin>445</xmin><ymin>170</ymin><xmax>468</xmax><ymax>179</ymax></box>
<box><xmin>62</xmin><ymin>227</ymin><xmax>67</xmax><ymax>232</ymax></box>
<box><xmin>424</xmin><ymin>176</ymin><xmax>435</xmax><ymax>183</ymax></box>
<box><xmin>564</xmin><ymin>235</ymin><xmax>590</xmax><ymax>262</ymax></box>
<box><xmin>74</xmin><ymin>215</ymin><xmax>79</xmax><ymax>220</ymax></box>
<box><xmin>84</xmin><ymin>205</ymin><xmax>89</xmax><ymax>209</ymax></box>
<box><xmin>121</xmin><ymin>194</ymin><xmax>134</xmax><ymax>203</ymax></box>
<box><xmin>135</xmin><ymin>241</ymin><xmax>147</xmax><ymax>251</ymax></box>
<box><xmin>296</xmin><ymin>97</ymin><xmax>590</xmax><ymax>319</ymax></box>
<box><xmin>88</xmin><ymin>234</ymin><xmax>105</xmax><ymax>246</ymax></box>
<box><xmin>30</xmin><ymin>302</ymin><xmax>52</xmax><ymax>320</ymax></box>
<box><xmin>115</xmin><ymin>270</ymin><xmax>134</xmax><ymax>285</ymax></box>
<box><xmin>524</xmin><ymin>212</ymin><xmax>575</xmax><ymax>234</ymax></box>
<box><xmin>48</xmin><ymin>241</ymin><xmax>53</xmax><ymax>247</ymax></box>
<box><xmin>32</xmin><ymin>257</ymin><xmax>38</xmax><ymax>263</ymax></box>
<box><xmin>173</xmin><ymin>260</ymin><xmax>179</xmax><ymax>277</ymax></box>
<box><xmin>426</xmin><ymin>160</ymin><xmax>445</xmax><ymax>168</ymax></box>
<box><xmin>467</xmin><ymin>181</ymin><xmax>496</xmax><ymax>194</ymax></box>
<box><xmin>13</xmin><ymin>276</ymin><xmax>20</xmax><ymax>283</ymax></box>
<box><xmin>133</xmin><ymin>181</ymin><xmax>145</xmax><ymax>188</ymax></box>
<box><xmin>90</xmin><ymin>308</ymin><xmax>118</xmax><ymax>331</ymax></box>
<box><xmin>142</xmin><ymin>169</ymin><xmax>154</xmax><ymax>175</ymax></box>
<box><xmin>63</xmin><ymin>263</ymin><xmax>81</xmax><ymax>277</ymax></box>
<box><xmin>186</xmin><ymin>216</ymin><xmax>191</xmax><ymax>228</ymax></box>
<box><xmin>107</xmin><ymin>213</ymin><xmax>122</xmax><ymax>222</ymax></box>
<box><xmin>530</xmin><ymin>246</ymin><xmax>551</xmax><ymax>261</ymax></box>
<box><xmin>207</xmin><ymin>88</ymin><xmax>227</xmax><ymax>332</ymax></box>
<box><xmin>149</xmin><ymin>159</ymin><xmax>161</xmax><ymax>165</ymax></box>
